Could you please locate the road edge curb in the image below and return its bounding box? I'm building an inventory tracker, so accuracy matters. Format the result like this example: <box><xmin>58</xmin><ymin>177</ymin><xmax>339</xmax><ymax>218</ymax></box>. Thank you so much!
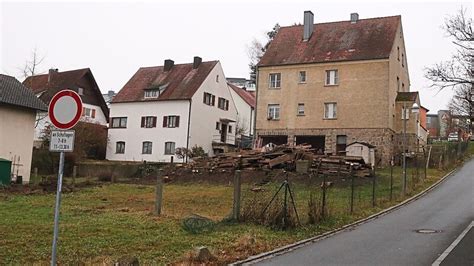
<box><xmin>231</xmin><ymin>167</ymin><xmax>459</xmax><ymax>265</ymax></box>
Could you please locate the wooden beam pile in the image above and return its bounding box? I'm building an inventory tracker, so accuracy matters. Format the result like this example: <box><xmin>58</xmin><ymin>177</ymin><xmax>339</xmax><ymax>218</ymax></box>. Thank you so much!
<box><xmin>189</xmin><ymin>144</ymin><xmax>373</xmax><ymax>177</ymax></box>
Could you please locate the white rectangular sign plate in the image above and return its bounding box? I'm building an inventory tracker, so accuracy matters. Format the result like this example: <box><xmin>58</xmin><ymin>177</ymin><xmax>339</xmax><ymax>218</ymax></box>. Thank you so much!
<box><xmin>49</xmin><ymin>130</ymin><xmax>75</xmax><ymax>152</ymax></box>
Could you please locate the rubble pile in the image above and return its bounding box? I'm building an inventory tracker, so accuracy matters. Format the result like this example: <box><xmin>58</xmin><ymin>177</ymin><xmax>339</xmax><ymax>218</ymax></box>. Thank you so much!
<box><xmin>189</xmin><ymin>144</ymin><xmax>373</xmax><ymax>177</ymax></box>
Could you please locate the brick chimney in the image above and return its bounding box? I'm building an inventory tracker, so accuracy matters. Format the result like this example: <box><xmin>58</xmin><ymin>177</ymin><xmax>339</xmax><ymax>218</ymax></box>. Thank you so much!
<box><xmin>193</xmin><ymin>56</ymin><xmax>202</xmax><ymax>69</ymax></box>
<box><xmin>303</xmin><ymin>10</ymin><xmax>314</xmax><ymax>41</ymax></box>
<box><xmin>48</xmin><ymin>68</ymin><xmax>58</xmax><ymax>83</ymax></box>
<box><xmin>164</xmin><ymin>59</ymin><xmax>174</xmax><ymax>72</ymax></box>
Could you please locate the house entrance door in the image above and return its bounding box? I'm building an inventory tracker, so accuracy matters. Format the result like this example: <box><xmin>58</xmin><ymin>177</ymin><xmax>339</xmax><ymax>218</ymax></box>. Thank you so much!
<box><xmin>221</xmin><ymin>124</ymin><xmax>227</xmax><ymax>142</ymax></box>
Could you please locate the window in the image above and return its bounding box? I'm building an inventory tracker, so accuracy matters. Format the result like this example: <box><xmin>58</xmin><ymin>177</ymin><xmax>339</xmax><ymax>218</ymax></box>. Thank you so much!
<box><xmin>324</xmin><ymin>103</ymin><xmax>337</xmax><ymax>119</ymax></box>
<box><xmin>267</xmin><ymin>104</ymin><xmax>280</xmax><ymax>120</ymax></box>
<box><xmin>402</xmin><ymin>54</ymin><xmax>404</xmax><ymax>67</ymax></box>
<box><xmin>216</xmin><ymin>122</ymin><xmax>220</xmax><ymax>130</ymax></box>
<box><xmin>116</xmin><ymin>141</ymin><xmax>125</xmax><ymax>154</ymax></box>
<box><xmin>297</xmin><ymin>103</ymin><xmax>305</xmax><ymax>116</ymax></box>
<box><xmin>141</xmin><ymin>116</ymin><xmax>157</xmax><ymax>128</ymax></box>
<box><xmin>299</xmin><ymin>71</ymin><xmax>306</xmax><ymax>83</ymax></box>
<box><xmin>163</xmin><ymin>115</ymin><xmax>180</xmax><ymax>128</ymax></box>
<box><xmin>325</xmin><ymin>70</ymin><xmax>339</xmax><ymax>85</ymax></box>
<box><xmin>144</xmin><ymin>89</ymin><xmax>159</xmax><ymax>99</ymax></box>
<box><xmin>397</xmin><ymin>47</ymin><xmax>400</xmax><ymax>61</ymax></box>
<box><xmin>216</xmin><ymin>75</ymin><xmax>219</xmax><ymax>82</ymax></box>
<box><xmin>397</xmin><ymin>77</ymin><xmax>400</xmax><ymax>92</ymax></box>
<box><xmin>269</xmin><ymin>73</ymin><xmax>281</xmax><ymax>88</ymax></box>
<box><xmin>203</xmin><ymin>92</ymin><xmax>215</xmax><ymax>106</ymax></box>
<box><xmin>228</xmin><ymin>125</ymin><xmax>232</xmax><ymax>133</ymax></box>
<box><xmin>142</xmin><ymin>141</ymin><xmax>152</xmax><ymax>154</ymax></box>
<box><xmin>402</xmin><ymin>108</ymin><xmax>410</xmax><ymax>120</ymax></box>
<box><xmin>336</xmin><ymin>135</ymin><xmax>347</xmax><ymax>154</ymax></box>
<box><xmin>78</xmin><ymin>88</ymin><xmax>84</xmax><ymax>95</ymax></box>
<box><xmin>164</xmin><ymin>141</ymin><xmax>175</xmax><ymax>155</ymax></box>
<box><xmin>111</xmin><ymin>117</ymin><xmax>127</xmax><ymax>128</ymax></box>
<box><xmin>218</xmin><ymin>97</ymin><xmax>229</xmax><ymax>110</ymax></box>
<box><xmin>402</xmin><ymin>83</ymin><xmax>405</xmax><ymax>91</ymax></box>
<box><xmin>82</xmin><ymin>107</ymin><xmax>95</xmax><ymax>118</ymax></box>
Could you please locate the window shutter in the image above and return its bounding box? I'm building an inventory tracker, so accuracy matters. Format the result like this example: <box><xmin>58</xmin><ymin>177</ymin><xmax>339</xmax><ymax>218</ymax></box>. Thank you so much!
<box><xmin>212</xmin><ymin>95</ymin><xmax>215</xmax><ymax>106</ymax></box>
<box><xmin>141</xmin><ymin>117</ymin><xmax>145</xmax><ymax>127</ymax></box>
<box><xmin>153</xmin><ymin>116</ymin><xmax>157</xmax><ymax>127</ymax></box>
<box><xmin>175</xmin><ymin>116</ymin><xmax>180</xmax><ymax>127</ymax></box>
<box><xmin>163</xmin><ymin>116</ymin><xmax>168</xmax><ymax>127</ymax></box>
<box><xmin>91</xmin><ymin>109</ymin><xmax>96</xmax><ymax>118</ymax></box>
<box><xmin>225</xmin><ymin>100</ymin><xmax>229</xmax><ymax>110</ymax></box>
<box><xmin>82</xmin><ymin>107</ymin><xmax>86</xmax><ymax>116</ymax></box>
<box><xmin>203</xmin><ymin>93</ymin><xmax>206</xmax><ymax>104</ymax></box>
<box><xmin>326</xmin><ymin>71</ymin><xmax>330</xmax><ymax>85</ymax></box>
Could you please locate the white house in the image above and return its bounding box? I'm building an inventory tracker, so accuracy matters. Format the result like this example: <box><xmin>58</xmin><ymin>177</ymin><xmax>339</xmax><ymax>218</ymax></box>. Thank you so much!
<box><xmin>0</xmin><ymin>74</ymin><xmax>48</xmax><ymax>183</ymax></box>
<box><xmin>23</xmin><ymin>68</ymin><xmax>109</xmax><ymax>144</ymax></box>
<box><xmin>228</xmin><ymin>83</ymin><xmax>256</xmax><ymax>147</ymax></box>
<box><xmin>106</xmin><ymin>57</ymin><xmax>246</xmax><ymax>162</ymax></box>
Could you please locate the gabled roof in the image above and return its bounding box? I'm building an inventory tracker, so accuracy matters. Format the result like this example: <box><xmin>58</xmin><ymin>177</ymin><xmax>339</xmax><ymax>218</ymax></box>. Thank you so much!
<box><xmin>113</xmin><ymin>61</ymin><xmax>218</xmax><ymax>103</ymax></box>
<box><xmin>22</xmin><ymin>68</ymin><xmax>109</xmax><ymax>121</ymax></box>
<box><xmin>259</xmin><ymin>16</ymin><xmax>400</xmax><ymax>67</ymax></box>
<box><xmin>23</xmin><ymin>68</ymin><xmax>90</xmax><ymax>94</ymax></box>
<box><xmin>396</xmin><ymin>91</ymin><xmax>418</xmax><ymax>102</ymax></box>
<box><xmin>0</xmin><ymin>74</ymin><xmax>47</xmax><ymax>111</ymax></box>
<box><xmin>227</xmin><ymin>83</ymin><xmax>256</xmax><ymax>108</ymax></box>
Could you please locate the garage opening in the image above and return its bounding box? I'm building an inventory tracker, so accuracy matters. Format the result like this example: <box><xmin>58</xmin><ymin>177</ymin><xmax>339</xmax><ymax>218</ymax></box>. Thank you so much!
<box><xmin>295</xmin><ymin>135</ymin><xmax>325</xmax><ymax>154</ymax></box>
<box><xmin>261</xmin><ymin>135</ymin><xmax>288</xmax><ymax>146</ymax></box>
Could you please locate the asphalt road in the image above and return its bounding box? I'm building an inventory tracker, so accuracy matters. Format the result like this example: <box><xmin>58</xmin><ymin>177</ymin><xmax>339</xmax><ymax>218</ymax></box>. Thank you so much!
<box><xmin>256</xmin><ymin>159</ymin><xmax>474</xmax><ymax>266</ymax></box>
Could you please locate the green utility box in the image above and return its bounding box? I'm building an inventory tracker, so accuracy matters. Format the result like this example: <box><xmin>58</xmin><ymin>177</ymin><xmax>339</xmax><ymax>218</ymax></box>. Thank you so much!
<box><xmin>0</xmin><ymin>158</ymin><xmax>12</xmax><ymax>186</ymax></box>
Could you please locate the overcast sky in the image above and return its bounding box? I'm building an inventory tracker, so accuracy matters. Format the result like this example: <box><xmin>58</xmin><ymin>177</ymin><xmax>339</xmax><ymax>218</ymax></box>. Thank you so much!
<box><xmin>1</xmin><ymin>1</ymin><xmax>471</xmax><ymax>113</ymax></box>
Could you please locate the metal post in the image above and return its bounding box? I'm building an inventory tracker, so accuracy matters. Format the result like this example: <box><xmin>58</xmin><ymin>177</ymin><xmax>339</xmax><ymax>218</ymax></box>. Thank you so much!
<box><xmin>372</xmin><ymin>169</ymin><xmax>376</xmax><ymax>208</ymax></box>
<box><xmin>72</xmin><ymin>165</ymin><xmax>77</xmax><ymax>190</ymax></box>
<box><xmin>34</xmin><ymin>167</ymin><xmax>38</xmax><ymax>184</ymax></box>
<box><xmin>233</xmin><ymin>169</ymin><xmax>242</xmax><ymax>221</ymax></box>
<box><xmin>51</xmin><ymin>151</ymin><xmax>65</xmax><ymax>265</ymax></box>
<box><xmin>283</xmin><ymin>180</ymin><xmax>288</xmax><ymax>229</ymax></box>
<box><xmin>402</xmin><ymin>102</ymin><xmax>407</xmax><ymax>196</ymax></box>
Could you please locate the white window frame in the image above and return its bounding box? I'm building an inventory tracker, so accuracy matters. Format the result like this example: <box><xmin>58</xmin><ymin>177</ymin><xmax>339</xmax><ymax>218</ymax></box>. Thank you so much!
<box><xmin>298</xmin><ymin>71</ymin><xmax>306</xmax><ymax>83</ymax></box>
<box><xmin>297</xmin><ymin>103</ymin><xmax>305</xmax><ymax>116</ymax></box>
<box><xmin>167</xmin><ymin>116</ymin><xmax>179</xmax><ymax>128</ymax></box>
<box><xmin>269</xmin><ymin>73</ymin><xmax>281</xmax><ymax>88</ymax></box>
<box><xmin>324</xmin><ymin>103</ymin><xmax>337</xmax><ymax>119</ymax></box>
<box><xmin>325</xmin><ymin>70</ymin><xmax>339</xmax><ymax>86</ymax></box>
<box><xmin>402</xmin><ymin>108</ymin><xmax>410</xmax><ymax>120</ymax></box>
<box><xmin>111</xmin><ymin>117</ymin><xmax>127</xmax><ymax>128</ymax></box>
<box><xmin>144</xmin><ymin>116</ymin><xmax>155</xmax><ymax>128</ymax></box>
<box><xmin>164</xmin><ymin>141</ymin><xmax>176</xmax><ymax>155</ymax></box>
<box><xmin>267</xmin><ymin>104</ymin><xmax>280</xmax><ymax>120</ymax></box>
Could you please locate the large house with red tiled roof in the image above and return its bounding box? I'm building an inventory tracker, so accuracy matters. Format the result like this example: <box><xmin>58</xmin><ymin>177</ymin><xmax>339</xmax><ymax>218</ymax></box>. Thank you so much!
<box><xmin>256</xmin><ymin>11</ymin><xmax>427</xmax><ymax>165</ymax></box>
<box><xmin>107</xmin><ymin>57</ymin><xmax>251</xmax><ymax>162</ymax></box>
<box><xmin>23</xmin><ymin>68</ymin><xmax>109</xmax><ymax>143</ymax></box>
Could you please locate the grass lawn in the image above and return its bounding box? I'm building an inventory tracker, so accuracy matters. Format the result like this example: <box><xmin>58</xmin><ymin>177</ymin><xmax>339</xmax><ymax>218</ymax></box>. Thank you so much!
<box><xmin>0</xmin><ymin>165</ymin><xmax>454</xmax><ymax>264</ymax></box>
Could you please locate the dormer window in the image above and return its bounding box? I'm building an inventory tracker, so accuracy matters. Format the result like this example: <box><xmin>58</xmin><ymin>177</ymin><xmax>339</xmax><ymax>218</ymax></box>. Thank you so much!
<box><xmin>144</xmin><ymin>89</ymin><xmax>159</xmax><ymax>99</ymax></box>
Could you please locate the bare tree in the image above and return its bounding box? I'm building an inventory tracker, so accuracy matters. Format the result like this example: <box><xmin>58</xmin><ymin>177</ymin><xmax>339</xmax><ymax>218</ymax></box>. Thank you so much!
<box><xmin>247</xmin><ymin>23</ymin><xmax>280</xmax><ymax>84</ymax></box>
<box><xmin>448</xmin><ymin>84</ymin><xmax>473</xmax><ymax>133</ymax></box>
<box><xmin>19</xmin><ymin>47</ymin><xmax>46</xmax><ymax>79</ymax></box>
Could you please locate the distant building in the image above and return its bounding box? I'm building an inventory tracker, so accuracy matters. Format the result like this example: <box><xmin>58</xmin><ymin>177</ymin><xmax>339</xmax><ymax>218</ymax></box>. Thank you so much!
<box><xmin>102</xmin><ymin>90</ymin><xmax>116</xmax><ymax>106</ymax></box>
<box><xmin>0</xmin><ymin>74</ymin><xmax>47</xmax><ymax>183</ymax></box>
<box><xmin>228</xmin><ymin>83</ymin><xmax>256</xmax><ymax>148</ymax></box>
<box><xmin>226</xmin><ymin>77</ymin><xmax>256</xmax><ymax>91</ymax></box>
<box><xmin>23</xmin><ymin>68</ymin><xmax>109</xmax><ymax>144</ymax></box>
<box><xmin>427</xmin><ymin>110</ymin><xmax>471</xmax><ymax>141</ymax></box>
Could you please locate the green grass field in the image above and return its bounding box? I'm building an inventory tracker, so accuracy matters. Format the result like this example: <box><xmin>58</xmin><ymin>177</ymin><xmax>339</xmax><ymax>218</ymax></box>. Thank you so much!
<box><xmin>0</xmin><ymin>163</ymin><xmax>452</xmax><ymax>265</ymax></box>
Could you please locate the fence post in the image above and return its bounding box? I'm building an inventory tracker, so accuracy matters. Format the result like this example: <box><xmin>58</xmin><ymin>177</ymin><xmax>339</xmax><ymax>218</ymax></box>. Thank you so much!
<box><xmin>72</xmin><ymin>165</ymin><xmax>77</xmax><ymax>190</ymax></box>
<box><xmin>232</xmin><ymin>156</ymin><xmax>242</xmax><ymax>221</ymax></box>
<box><xmin>322</xmin><ymin>174</ymin><xmax>327</xmax><ymax>219</ymax></box>
<box><xmin>389</xmin><ymin>159</ymin><xmax>393</xmax><ymax>201</ymax></box>
<box><xmin>350</xmin><ymin>164</ymin><xmax>355</xmax><ymax>214</ymax></box>
<box><xmin>34</xmin><ymin>167</ymin><xmax>38</xmax><ymax>185</ymax></box>
<box><xmin>372</xmin><ymin>166</ymin><xmax>376</xmax><ymax>208</ymax></box>
<box><xmin>155</xmin><ymin>170</ymin><xmax>163</xmax><ymax>215</ymax></box>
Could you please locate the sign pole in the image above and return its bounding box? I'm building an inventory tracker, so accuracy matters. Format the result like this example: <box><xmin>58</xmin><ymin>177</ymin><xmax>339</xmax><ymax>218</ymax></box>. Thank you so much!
<box><xmin>51</xmin><ymin>151</ymin><xmax>65</xmax><ymax>265</ymax></box>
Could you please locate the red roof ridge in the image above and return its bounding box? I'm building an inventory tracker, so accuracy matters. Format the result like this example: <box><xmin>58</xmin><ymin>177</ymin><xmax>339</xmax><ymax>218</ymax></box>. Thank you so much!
<box><xmin>138</xmin><ymin>60</ymin><xmax>219</xmax><ymax>70</ymax></box>
<box><xmin>24</xmin><ymin>67</ymin><xmax>90</xmax><ymax>79</ymax></box>
<box><xmin>227</xmin><ymin>82</ymin><xmax>256</xmax><ymax>108</ymax></box>
<box><xmin>280</xmin><ymin>15</ymin><xmax>401</xmax><ymax>29</ymax></box>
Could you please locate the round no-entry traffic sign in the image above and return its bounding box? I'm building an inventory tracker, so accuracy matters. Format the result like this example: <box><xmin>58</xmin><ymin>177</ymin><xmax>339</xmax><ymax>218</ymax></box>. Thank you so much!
<box><xmin>48</xmin><ymin>89</ymin><xmax>83</xmax><ymax>130</ymax></box>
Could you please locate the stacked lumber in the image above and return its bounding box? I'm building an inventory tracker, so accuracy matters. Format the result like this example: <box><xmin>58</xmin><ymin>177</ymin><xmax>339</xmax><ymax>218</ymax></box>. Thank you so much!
<box><xmin>188</xmin><ymin>144</ymin><xmax>373</xmax><ymax>177</ymax></box>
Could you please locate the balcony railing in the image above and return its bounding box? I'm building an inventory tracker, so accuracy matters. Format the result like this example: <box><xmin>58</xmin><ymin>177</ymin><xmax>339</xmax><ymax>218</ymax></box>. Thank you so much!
<box><xmin>212</xmin><ymin>134</ymin><xmax>236</xmax><ymax>145</ymax></box>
